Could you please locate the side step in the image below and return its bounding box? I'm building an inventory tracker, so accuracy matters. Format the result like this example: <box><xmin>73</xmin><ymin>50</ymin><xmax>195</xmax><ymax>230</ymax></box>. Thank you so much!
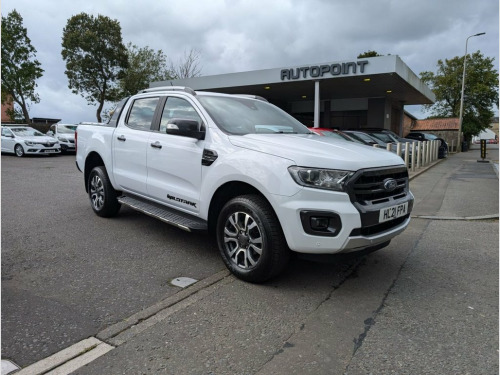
<box><xmin>117</xmin><ymin>195</ymin><xmax>208</xmax><ymax>232</ymax></box>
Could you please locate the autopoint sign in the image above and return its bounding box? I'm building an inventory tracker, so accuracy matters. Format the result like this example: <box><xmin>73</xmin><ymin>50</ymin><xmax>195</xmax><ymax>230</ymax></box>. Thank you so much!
<box><xmin>280</xmin><ymin>60</ymin><xmax>369</xmax><ymax>80</ymax></box>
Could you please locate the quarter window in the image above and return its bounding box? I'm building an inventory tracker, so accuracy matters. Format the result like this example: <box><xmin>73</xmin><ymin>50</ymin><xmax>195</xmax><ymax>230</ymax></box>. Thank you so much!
<box><xmin>126</xmin><ymin>97</ymin><xmax>160</xmax><ymax>131</ymax></box>
<box><xmin>159</xmin><ymin>97</ymin><xmax>202</xmax><ymax>133</ymax></box>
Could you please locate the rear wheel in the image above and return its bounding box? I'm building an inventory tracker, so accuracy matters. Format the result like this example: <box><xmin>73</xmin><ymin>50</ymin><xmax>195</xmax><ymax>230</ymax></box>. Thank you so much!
<box><xmin>14</xmin><ymin>144</ymin><xmax>24</xmax><ymax>157</ymax></box>
<box><xmin>216</xmin><ymin>195</ymin><xmax>290</xmax><ymax>283</ymax></box>
<box><xmin>88</xmin><ymin>166</ymin><xmax>121</xmax><ymax>217</ymax></box>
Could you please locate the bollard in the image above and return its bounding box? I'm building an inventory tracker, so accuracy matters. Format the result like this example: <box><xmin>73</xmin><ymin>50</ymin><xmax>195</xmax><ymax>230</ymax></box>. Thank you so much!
<box><xmin>411</xmin><ymin>141</ymin><xmax>416</xmax><ymax>172</ymax></box>
<box><xmin>386</xmin><ymin>143</ymin><xmax>392</xmax><ymax>152</ymax></box>
<box><xmin>403</xmin><ymin>142</ymin><xmax>408</xmax><ymax>167</ymax></box>
<box><xmin>396</xmin><ymin>142</ymin><xmax>402</xmax><ymax>158</ymax></box>
<box><xmin>416</xmin><ymin>141</ymin><xmax>421</xmax><ymax>169</ymax></box>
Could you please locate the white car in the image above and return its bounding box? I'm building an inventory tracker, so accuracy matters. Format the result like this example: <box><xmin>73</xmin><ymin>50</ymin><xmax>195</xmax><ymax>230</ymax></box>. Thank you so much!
<box><xmin>47</xmin><ymin>123</ymin><xmax>77</xmax><ymax>153</ymax></box>
<box><xmin>1</xmin><ymin>125</ymin><xmax>61</xmax><ymax>157</ymax></box>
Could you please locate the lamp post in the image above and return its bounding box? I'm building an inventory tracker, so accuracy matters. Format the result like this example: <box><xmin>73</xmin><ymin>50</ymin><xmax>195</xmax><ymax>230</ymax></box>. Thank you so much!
<box><xmin>457</xmin><ymin>32</ymin><xmax>485</xmax><ymax>152</ymax></box>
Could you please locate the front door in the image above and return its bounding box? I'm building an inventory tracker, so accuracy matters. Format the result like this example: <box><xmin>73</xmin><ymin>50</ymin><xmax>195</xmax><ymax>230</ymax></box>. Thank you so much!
<box><xmin>146</xmin><ymin>96</ymin><xmax>205</xmax><ymax>214</ymax></box>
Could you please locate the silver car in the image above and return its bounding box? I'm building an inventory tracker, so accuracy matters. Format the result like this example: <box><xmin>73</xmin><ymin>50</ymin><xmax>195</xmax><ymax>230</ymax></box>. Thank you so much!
<box><xmin>47</xmin><ymin>123</ymin><xmax>77</xmax><ymax>153</ymax></box>
<box><xmin>1</xmin><ymin>125</ymin><xmax>61</xmax><ymax>157</ymax></box>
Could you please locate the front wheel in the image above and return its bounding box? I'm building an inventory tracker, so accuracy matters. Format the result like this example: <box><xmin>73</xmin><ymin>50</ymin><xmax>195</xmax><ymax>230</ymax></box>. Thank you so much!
<box><xmin>216</xmin><ymin>195</ymin><xmax>290</xmax><ymax>283</ymax></box>
<box><xmin>14</xmin><ymin>144</ymin><xmax>25</xmax><ymax>157</ymax></box>
<box><xmin>88</xmin><ymin>166</ymin><xmax>121</xmax><ymax>217</ymax></box>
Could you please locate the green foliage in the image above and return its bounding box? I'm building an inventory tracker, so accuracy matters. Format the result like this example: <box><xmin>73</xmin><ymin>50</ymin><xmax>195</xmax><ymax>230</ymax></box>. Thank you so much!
<box><xmin>420</xmin><ymin>51</ymin><xmax>498</xmax><ymax>141</ymax></box>
<box><xmin>357</xmin><ymin>51</ymin><xmax>382</xmax><ymax>58</ymax></box>
<box><xmin>119</xmin><ymin>43</ymin><xmax>173</xmax><ymax>97</ymax></box>
<box><xmin>61</xmin><ymin>13</ymin><xmax>128</xmax><ymax>122</ymax></box>
<box><xmin>1</xmin><ymin>9</ymin><xmax>44</xmax><ymax>123</ymax></box>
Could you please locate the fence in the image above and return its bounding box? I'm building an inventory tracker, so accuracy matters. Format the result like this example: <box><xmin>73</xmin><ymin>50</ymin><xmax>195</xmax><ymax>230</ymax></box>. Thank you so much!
<box><xmin>372</xmin><ymin>140</ymin><xmax>441</xmax><ymax>172</ymax></box>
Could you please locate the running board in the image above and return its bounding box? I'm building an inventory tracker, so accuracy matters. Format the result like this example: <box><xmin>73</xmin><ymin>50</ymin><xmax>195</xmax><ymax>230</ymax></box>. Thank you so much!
<box><xmin>117</xmin><ymin>195</ymin><xmax>207</xmax><ymax>232</ymax></box>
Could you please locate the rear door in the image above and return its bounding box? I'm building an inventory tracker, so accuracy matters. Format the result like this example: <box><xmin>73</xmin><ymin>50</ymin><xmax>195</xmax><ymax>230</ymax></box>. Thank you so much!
<box><xmin>146</xmin><ymin>96</ymin><xmax>205</xmax><ymax>214</ymax></box>
<box><xmin>112</xmin><ymin>96</ymin><xmax>161</xmax><ymax>195</ymax></box>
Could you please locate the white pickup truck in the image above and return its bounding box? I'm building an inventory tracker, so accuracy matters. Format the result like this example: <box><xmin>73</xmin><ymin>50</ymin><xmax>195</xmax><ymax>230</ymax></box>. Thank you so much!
<box><xmin>76</xmin><ymin>87</ymin><xmax>414</xmax><ymax>282</ymax></box>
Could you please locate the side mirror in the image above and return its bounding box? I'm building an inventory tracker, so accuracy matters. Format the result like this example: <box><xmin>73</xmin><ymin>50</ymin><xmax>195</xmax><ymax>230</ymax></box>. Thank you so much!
<box><xmin>166</xmin><ymin>118</ymin><xmax>205</xmax><ymax>140</ymax></box>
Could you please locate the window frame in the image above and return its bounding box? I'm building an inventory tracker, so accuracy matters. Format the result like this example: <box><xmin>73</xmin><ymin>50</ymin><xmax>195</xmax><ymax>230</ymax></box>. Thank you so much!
<box><xmin>124</xmin><ymin>96</ymin><xmax>163</xmax><ymax>132</ymax></box>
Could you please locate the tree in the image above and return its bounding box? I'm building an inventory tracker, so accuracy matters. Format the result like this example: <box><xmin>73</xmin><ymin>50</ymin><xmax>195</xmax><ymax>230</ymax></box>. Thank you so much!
<box><xmin>61</xmin><ymin>13</ymin><xmax>128</xmax><ymax>122</ymax></box>
<box><xmin>420</xmin><ymin>51</ymin><xmax>498</xmax><ymax>142</ymax></box>
<box><xmin>357</xmin><ymin>51</ymin><xmax>382</xmax><ymax>58</ymax></box>
<box><xmin>1</xmin><ymin>10</ymin><xmax>44</xmax><ymax>123</ymax></box>
<box><xmin>119</xmin><ymin>43</ymin><xmax>173</xmax><ymax>97</ymax></box>
<box><xmin>170</xmin><ymin>48</ymin><xmax>202</xmax><ymax>79</ymax></box>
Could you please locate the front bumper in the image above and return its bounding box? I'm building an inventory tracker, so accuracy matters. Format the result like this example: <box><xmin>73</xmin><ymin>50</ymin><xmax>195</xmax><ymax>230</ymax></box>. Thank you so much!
<box><xmin>272</xmin><ymin>165</ymin><xmax>413</xmax><ymax>254</ymax></box>
<box><xmin>25</xmin><ymin>145</ymin><xmax>61</xmax><ymax>155</ymax></box>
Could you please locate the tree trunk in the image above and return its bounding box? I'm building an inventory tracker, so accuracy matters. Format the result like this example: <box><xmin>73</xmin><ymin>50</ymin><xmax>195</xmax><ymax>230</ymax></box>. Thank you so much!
<box><xmin>96</xmin><ymin>100</ymin><xmax>103</xmax><ymax>123</ymax></box>
<box><xmin>21</xmin><ymin>103</ymin><xmax>30</xmax><ymax>124</ymax></box>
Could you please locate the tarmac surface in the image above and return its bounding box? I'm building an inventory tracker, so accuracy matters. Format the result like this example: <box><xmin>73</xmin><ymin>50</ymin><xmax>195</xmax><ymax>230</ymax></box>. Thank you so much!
<box><xmin>4</xmin><ymin>145</ymin><xmax>499</xmax><ymax>375</ymax></box>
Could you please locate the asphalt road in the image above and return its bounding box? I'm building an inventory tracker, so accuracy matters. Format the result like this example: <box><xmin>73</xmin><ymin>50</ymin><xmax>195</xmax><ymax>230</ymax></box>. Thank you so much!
<box><xmin>1</xmin><ymin>154</ymin><xmax>225</xmax><ymax>367</ymax></box>
<box><xmin>1</xmin><ymin>149</ymin><xmax>498</xmax><ymax>374</ymax></box>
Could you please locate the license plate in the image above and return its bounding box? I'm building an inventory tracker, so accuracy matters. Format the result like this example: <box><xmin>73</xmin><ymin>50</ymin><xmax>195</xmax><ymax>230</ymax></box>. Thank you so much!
<box><xmin>44</xmin><ymin>150</ymin><xmax>56</xmax><ymax>153</ymax></box>
<box><xmin>379</xmin><ymin>202</ymin><xmax>408</xmax><ymax>223</ymax></box>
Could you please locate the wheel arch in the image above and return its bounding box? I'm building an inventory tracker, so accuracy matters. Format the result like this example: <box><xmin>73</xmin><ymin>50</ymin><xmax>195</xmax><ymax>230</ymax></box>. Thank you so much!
<box><xmin>207</xmin><ymin>181</ymin><xmax>279</xmax><ymax>235</ymax></box>
<box><xmin>84</xmin><ymin>152</ymin><xmax>106</xmax><ymax>193</ymax></box>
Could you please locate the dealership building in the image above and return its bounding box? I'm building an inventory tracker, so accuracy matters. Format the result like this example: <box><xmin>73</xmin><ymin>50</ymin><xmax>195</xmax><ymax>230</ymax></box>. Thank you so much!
<box><xmin>151</xmin><ymin>55</ymin><xmax>435</xmax><ymax>135</ymax></box>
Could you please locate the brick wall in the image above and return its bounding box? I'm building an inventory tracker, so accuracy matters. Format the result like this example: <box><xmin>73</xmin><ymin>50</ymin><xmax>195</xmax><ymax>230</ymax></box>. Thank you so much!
<box><xmin>1</xmin><ymin>100</ymin><xmax>14</xmax><ymax>122</ymax></box>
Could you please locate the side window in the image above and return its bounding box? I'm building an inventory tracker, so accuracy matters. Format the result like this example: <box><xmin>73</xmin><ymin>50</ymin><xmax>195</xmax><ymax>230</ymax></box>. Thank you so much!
<box><xmin>2</xmin><ymin>128</ymin><xmax>13</xmax><ymax>137</ymax></box>
<box><xmin>126</xmin><ymin>97</ymin><xmax>160</xmax><ymax>131</ymax></box>
<box><xmin>159</xmin><ymin>97</ymin><xmax>202</xmax><ymax>133</ymax></box>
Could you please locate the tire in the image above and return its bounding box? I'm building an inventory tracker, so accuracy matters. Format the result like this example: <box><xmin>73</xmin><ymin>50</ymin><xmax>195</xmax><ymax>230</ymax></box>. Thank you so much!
<box><xmin>88</xmin><ymin>166</ymin><xmax>121</xmax><ymax>217</ymax></box>
<box><xmin>216</xmin><ymin>195</ymin><xmax>290</xmax><ymax>283</ymax></box>
<box><xmin>14</xmin><ymin>144</ymin><xmax>25</xmax><ymax>157</ymax></box>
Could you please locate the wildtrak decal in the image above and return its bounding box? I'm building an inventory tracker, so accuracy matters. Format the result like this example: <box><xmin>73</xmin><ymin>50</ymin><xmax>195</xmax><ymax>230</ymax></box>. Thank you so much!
<box><xmin>167</xmin><ymin>194</ymin><xmax>197</xmax><ymax>208</ymax></box>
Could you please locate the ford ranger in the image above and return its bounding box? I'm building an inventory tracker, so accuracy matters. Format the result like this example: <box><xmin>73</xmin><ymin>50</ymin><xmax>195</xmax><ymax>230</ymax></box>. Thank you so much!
<box><xmin>76</xmin><ymin>87</ymin><xmax>413</xmax><ymax>282</ymax></box>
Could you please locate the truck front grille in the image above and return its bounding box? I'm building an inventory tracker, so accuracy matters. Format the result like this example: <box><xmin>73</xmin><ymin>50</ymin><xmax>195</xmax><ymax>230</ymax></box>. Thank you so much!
<box><xmin>346</xmin><ymin>166</ymin><xmax>409</xmax><ymax>206</ymax></box>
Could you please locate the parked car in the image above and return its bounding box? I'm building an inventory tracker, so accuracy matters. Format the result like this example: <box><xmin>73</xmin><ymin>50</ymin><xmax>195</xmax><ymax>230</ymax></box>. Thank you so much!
<box><xmin>344</xmin><ymin>129</ymin><xmax>411</xmax><ymax>162</ymax></box>
<box><xmin>47</xmin><ymin>124</ymin><xmax>77</xmax><ymax>153</ymax></box>
<box><xmin>308</xmin><ymin>127</ymin><xmax>363</xmax><ymax>143</ymax></box>
<box><xmin>1</xmin><ymin>125</ymin><xmax>61</xmax><ymax>157</ymax></box>
<box><xmin>405</xmin><ymin>132</ymin><xmax>448</xmax><ymax>158</ymax></box>
<box><xmin>342</xmin><ymin>130</ymin><xmax>388</xmax><ymax>147</ymax></box>
<box><xmin>354</xmin><ymin>127</ymin><xmax>416</xmax><ymax>145</ymax></box>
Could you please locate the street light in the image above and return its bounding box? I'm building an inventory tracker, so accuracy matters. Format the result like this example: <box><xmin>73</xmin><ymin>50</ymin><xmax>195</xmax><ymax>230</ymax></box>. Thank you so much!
<box><xmin>457</xmin><ymin>32</ymin><xmax>486</xmax><ymax>152</ymax></box>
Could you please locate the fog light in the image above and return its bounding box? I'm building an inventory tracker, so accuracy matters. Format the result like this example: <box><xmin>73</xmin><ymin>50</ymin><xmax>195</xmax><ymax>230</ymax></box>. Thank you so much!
<box><xmin>311</xmin><ymin>217</ymin><xmax>329</xmax><ymax>230</ymax></box>
<box><xmin>300</xmin><ymin>211</ymin><xmax>342</xmax><ymax>237</ymax></box>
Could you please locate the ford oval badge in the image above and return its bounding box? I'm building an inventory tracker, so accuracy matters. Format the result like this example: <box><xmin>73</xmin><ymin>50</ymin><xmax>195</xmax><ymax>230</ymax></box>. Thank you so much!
<box><xmin>383</xmin><ymin>178</ymin><xmax>397</xmax><ymax>192</ymax></box>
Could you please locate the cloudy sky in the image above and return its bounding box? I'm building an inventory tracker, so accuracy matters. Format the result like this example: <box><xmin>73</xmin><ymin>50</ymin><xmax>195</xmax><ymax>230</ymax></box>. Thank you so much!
<box><xmin>2</xmin><ymin>0</ymin><xmax>498</xmax><ymax>123</ymax></box>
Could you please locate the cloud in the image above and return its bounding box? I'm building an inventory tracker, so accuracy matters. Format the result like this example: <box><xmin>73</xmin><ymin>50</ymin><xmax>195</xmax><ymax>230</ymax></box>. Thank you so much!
<box><xmin>2</xmin><ymin>0</ymin><xmax>498</xmax><ymax>123</ymax></box>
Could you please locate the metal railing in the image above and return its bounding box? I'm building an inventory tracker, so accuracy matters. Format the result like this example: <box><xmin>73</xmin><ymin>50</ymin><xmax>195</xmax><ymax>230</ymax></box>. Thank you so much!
<box><xmin>373</xmin><ymin>140</ymin><xmax>440</xmax><ymax>172</ymax></box>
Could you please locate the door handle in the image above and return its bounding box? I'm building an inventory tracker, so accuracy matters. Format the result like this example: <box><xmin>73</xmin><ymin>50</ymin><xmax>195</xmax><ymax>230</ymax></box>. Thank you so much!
<box><xmin>150</xmin><ymin>141</ymin><xmax>162</xmax><ymax>149</ymax></box>
<box><xmin>117</xmin><ymin>135</ymin><xmax>126</xmax><ymax>141</ymax></box>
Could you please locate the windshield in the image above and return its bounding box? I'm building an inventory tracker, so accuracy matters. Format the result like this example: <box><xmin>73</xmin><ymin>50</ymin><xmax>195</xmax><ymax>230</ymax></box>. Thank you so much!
<box><xmin>321</xmin><ymin>131</ymin><xmax>355</xmax><ymax>142</ymax></box>
<box><xmin>197</xmin><ymin>95</ymin><xmax>310</xmax><ymax>135</ymax></box>
<box><xmin>11</xmin><ymin>127</ymin><xmax>44</xmax><ymax>136</ymax></box>
<box><xmin>57</xmin><ymin>125</ymin><xmax>77</xmax><ymax>134</ymax></box>
<box><xmin>368</xmin><ymin>132</ymin><xmax>393</xmax><ymax>143</ymax></box>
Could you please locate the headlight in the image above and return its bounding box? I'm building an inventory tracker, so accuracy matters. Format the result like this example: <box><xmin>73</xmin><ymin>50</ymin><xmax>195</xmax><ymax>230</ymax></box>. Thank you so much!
<box><xmin>24</xmin><ymin>140</ymin><xmax>34</xmax><ymax>146</ymax></box>
<box><xmin>288</xmin><ymin>166</ymin><xmax>354</xmax><ymax>191</ymax></box>
<box><xmin>58</xmin><ymin>137</ymin><xmax>68</xmax><ymax>142</ymax></box>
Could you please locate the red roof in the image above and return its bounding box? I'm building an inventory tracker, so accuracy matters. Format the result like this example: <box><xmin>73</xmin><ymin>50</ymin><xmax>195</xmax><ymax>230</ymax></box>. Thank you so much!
<box><xmin>412</xmin><ymin>118</ymin><xmax>459</xmax><ymax>131</ymax></box>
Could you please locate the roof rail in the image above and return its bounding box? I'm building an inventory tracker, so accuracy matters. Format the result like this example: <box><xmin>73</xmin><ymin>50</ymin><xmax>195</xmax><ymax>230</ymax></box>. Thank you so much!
<box><xmin>141</xmin><ymin>86</ymin><xmax>196</xmax><ymax>95</ymax></box>
<box><xmin>233</xmin><ymin>94</ymin><xmax>269</xmax><ymax>102</ymax></box>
